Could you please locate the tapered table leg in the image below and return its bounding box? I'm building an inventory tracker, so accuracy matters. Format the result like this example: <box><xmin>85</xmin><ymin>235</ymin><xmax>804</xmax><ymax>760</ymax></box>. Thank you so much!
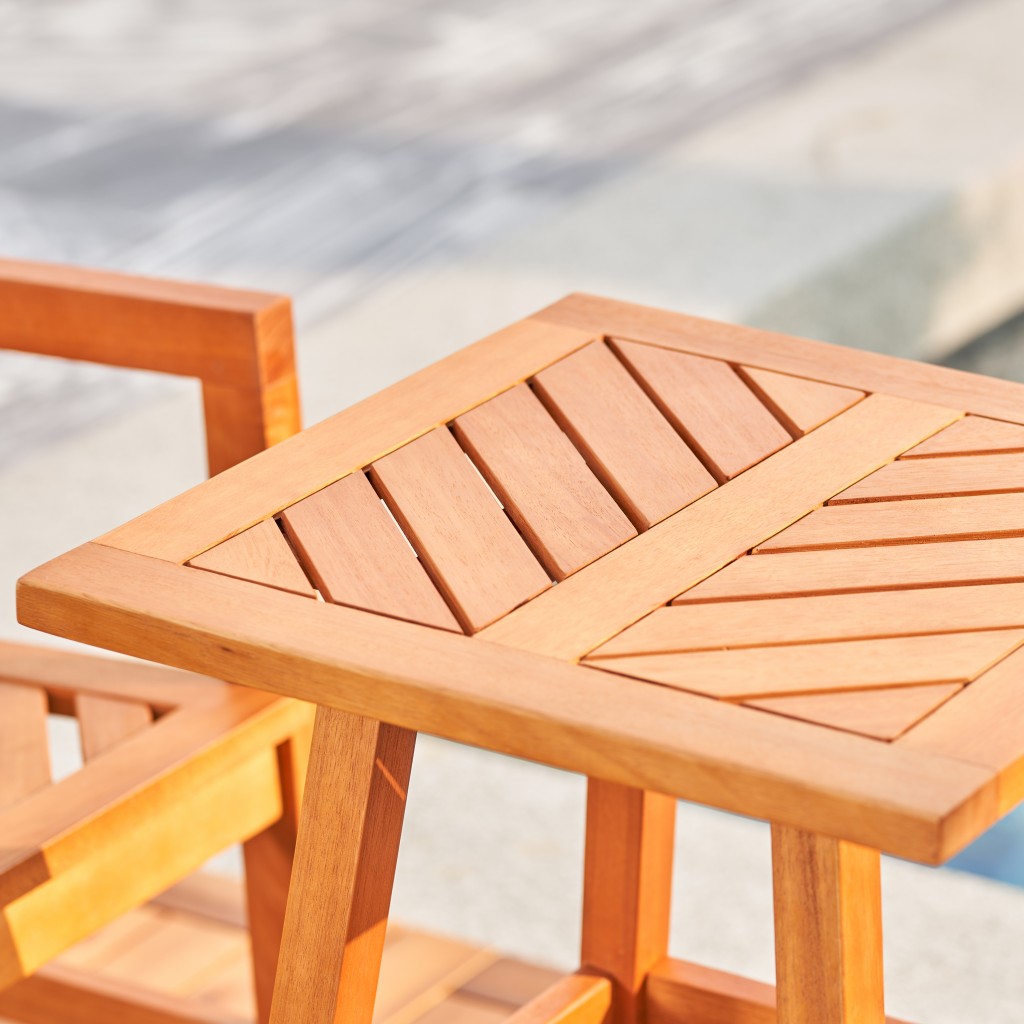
<box><xmin>581</xmin><ymin>779</ymin><xmax>676</xmax><ymax>1024</ymax></box>
<box><xmin>269</xmin><ymin>706</ymin><xmax>416</xmax><ymax>1024</ymax></box>
<box><xmin>772</xmin><ymin>824</ymin><xmax>885</xmax><ymax>1024</ymax></box>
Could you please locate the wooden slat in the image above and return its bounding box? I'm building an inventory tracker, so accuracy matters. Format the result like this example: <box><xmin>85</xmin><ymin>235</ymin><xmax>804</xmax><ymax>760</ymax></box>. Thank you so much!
<box><xmin>452</xmin><ymin>384</ymin><xmax>636</xmax><ymax>580</ymax></box>
<box><xmin>676</xmin><ymin>536</ymin><xmax>1024</xmax><ymax>602</ymax></box>
<box><xmin>771</xmin><ymin>826</ymin><xmax>884</xmax><ymax>1023</ymax></box>
<box><xmin>591</xmin><ymin>584</ymin><xmax>1024</xmax><ymax>654</ymax></box>
<box><xmin>832</xmin><ymin>452</ymin><xmax>1024</xmax><ymax>503</ymax></box>
<box><xmin>612</xmin><ymin>339</ymin><xmax>791</xmax><ymax>480</ymax></box>
<box><xmin>458</xmin><ymin>960</ymin><xmax>562</xmax><ymax>1008</ymax></box>
<box><xmin>747</xmin><ymin>683</ymin><xmax>963</xmax><ymax>741</ymax></box>
<box><xmin>902</xmin><ymin>414</ymin><xmax>1024</xmax><ymax>457</ymax></box>
<box><xmin>369</xmin><ymin>428</ymin><xmax>551</xmax><ymax>632</ymax></box>
<box><xmin>581</xmin><ymin>782</ymin><xmax>674</xmax><ymax>1024</ymax></box>
<box><xmin>901</xmin><ymin>646</ymin><xmax>1024</xmax><ymax>816</ymax></box>
<box><xmin>592</xmin><ymin>631</ymin><xmax>1021</xmax><ymax>700</ymax></box>
<box><xmin>268</xmin><ymin>708</ymin><xmax>415</xmax><ymax>1024</ymax></box>
<box><xmin>75</xmin><ymin>694</ymin><xmax>154</xmax><ymax>760</ymax></box>
<box><xmin>501</xmin><ymin>973</ymin><xmax>611</xmax><ymax>1024</ymax></box>
<box><xmin>756</xmin><ymin>492</ymin><xmax>1024</xmax><ymax>551</ymax></box>
<box><xmin>188</xmin><ymin>519</ymin><xmax>316</xmax><ymax>598</ymax></box>
<box><xmin>279</xmin><ymin>473</ymin><xmax>460</xmax><ymax>632</ymax></box>
<box><xmin>538</xmin><ymin>293</ymin><xmax>1024</xmax><ymax>423</ymax></box>
<box><xmin>18</xmin><ymin>543</ymin><xmax>1001</xmax><ymax>863</ymax></box>
<box><xmin>530</xmin><ymin>340</ymin><xmax>716</xmax><ymax>530</ymax></box>
<box><xmin>100</xmin><ymin>318</ymin><xmax>596</xmax><ymax>563</ymax></box>
<box><xmin>0</xmin><ymin>682</ymin><xmax>51</xmax><ymax>807</ymax></box>
<box><xmin>481</xmin><ymin>394</ymin><xmax>960</xmax><ymax>660</ymax></box>
<box><xmin>736</xmin><ymin>366</ymin><xmax>864</xmax><ymax>437</ymax></box>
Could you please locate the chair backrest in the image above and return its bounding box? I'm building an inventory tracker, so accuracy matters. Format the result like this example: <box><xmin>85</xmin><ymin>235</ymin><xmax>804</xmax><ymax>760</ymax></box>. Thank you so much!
<box><xmin>0</xmin><ymin>258</ymin><xmax>302</xmax><ymax>474</ymax></box>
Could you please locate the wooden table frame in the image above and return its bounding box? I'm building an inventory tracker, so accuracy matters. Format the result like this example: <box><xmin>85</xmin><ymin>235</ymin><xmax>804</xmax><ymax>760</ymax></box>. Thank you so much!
<box><xmin>19</xmin><ymin>294</ymin><xmax>1024</xmax><ymax>1023</ymax></box>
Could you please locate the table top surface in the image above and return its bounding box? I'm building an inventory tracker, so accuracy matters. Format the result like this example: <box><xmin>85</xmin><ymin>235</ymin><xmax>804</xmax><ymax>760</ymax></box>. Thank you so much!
<box><xmin>18</xmin><ymin>294</ymin><xmax>1024</xmax><ymax>864</ymax></box>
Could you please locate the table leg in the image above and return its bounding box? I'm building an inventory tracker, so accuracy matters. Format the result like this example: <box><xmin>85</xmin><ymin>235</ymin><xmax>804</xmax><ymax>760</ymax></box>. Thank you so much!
<box><xmin>269</xmin><ymin>706</ymin><xmax>416</xmax><ymax>1024</ymax></box>
<box><xmin>771</xmin><ymin>823</ymin><xmax>885</xmax><ymax>1024</ymax></box>
<box><xmin>580</xmin><ymin>779</ymin><xmax>676</xmax><ymax>1024</ymax></box>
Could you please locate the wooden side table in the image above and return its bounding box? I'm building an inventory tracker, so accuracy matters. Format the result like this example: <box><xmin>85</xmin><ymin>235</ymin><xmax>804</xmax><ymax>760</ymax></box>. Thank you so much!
<box><xmin>19</xmin><ymin>294</ymin><xmax>1024</xmax><ymax>1024</ymax></box>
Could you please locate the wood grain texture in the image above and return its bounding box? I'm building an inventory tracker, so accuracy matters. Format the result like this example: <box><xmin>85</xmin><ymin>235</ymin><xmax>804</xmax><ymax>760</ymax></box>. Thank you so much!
<box><xmin>901</xmin><ymin>646</ymin><xmax>1024</xmax><ymax>815</ymax></box>
<box><xmin>279</xmin><ymin>472</ymin><xmax>460</xmax><ymax>631</ymax></box>
<box><xmin>832</xmin><ymin>452</ymin><xmax>1024</xmax><ymax>503</ymax></box>
<box><xmin>75</xmin><ymin>694</ymin><xmax>154</xmax><ymax>760</ymax></box>
<box><xmin>539</xmin><ymin>293</ymin><xmax>1024</xmax><ymax>423</ymax></box>
<box><xmin>189</xmin><ymin>519</ymin><xmax>316</xmax><ymax>599</ymax></box>
<box><xmin>369</xmin><ymin>428</ymin><xmax>551</xmax><ymax>632</ymax></box>
<box><xmin>530</xmin><ymin>340</ymin><xmax>716</xmax><ymax>530</ymax></box>
<box><xmin>269</xmin><ymin>707</ymin><xmax>415</xmax><ymax>1024</ymax></box>
<box><xmin>452</xmin><ymin>384</ymin><xmax>636</xmax><ymax>580</ymax></box>
<box><xmin>747</xmin><ymin>683</ymin><xmax>963</xmax><ymax>741</ymax></box>
<box><xmin>0</xmin><ymin>682</ymin><xmax>51</xmax><ymax>807</ymax></box>
<box><xmin>502</xmin><ymin>973</ymin><xmax>611</xmax><ymax>1024</ymax></box>
<box><xmin>612</xmin><ymin>338</ymin><xmax>791</xmax><ymax>480</ymax></box>
<box><xmin>771</xmin><ymin>825</ymin><xmax>884</xmax><ymax>1023</ymax></box>
<box><xmin>902</xmin><ymin>415</ymin><xmax>1024</xmax><ymax>457</ymax></box>
<box><xmin>101</xmin><ymin>318</ymin><xmax>596</xmax><ymax>563</ymax></box>
<box><xmin>736</xmin><ymin>366</ymin><xmax>864</xmax><ymax>437</ymax></box>
<box><xmin>481</xmin><ymin>394</ymin><xmax>960</xmax><ymax>660</ymax></box>
<box><xmin>756</xmin><ymin>492</ymin><xmax>1024</xmax><ymax>551</ymax></box>
<box><xmin>677</xmin><ymin>536</ymin><xmax>1024</xmax><ymax>602</ymax></box>
<box><xmin>592</xmin><ymin>584</ymin><xmax>1024</xmax><ymax>654</ymax></box>
<box><xmin>18</xmin><ymin>543</ymin><xmax>1000</xmax><ymax>862</ymax></box>
<box><xmin>591</xmin><ymin>631</ymin><xmax>1021</xmax><ymax>700</ymax></box>
<box><xmin>581</xmin><ymin>782</ymin><xmax>674</xmax><ymax>1024</ymax></box>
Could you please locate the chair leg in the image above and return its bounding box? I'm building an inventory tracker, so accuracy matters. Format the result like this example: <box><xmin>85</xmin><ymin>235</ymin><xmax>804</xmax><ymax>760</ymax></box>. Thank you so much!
<box><xmin>268</xmin><ymin>707</ymin><xmax>415</xmax><ymax>1024</ymax></box>
<box><xmin>771</xmin><ymin>824</ymin><xmax>885</xmax><ymax>1024</ymax></box>
<box><xmin>580</xmin><ymin>779</ymin><xmax>676</xmax><ymax>1024</ymax></box>
<box><xmin>244</xmin><ymin>722</ymin><xmax>314</xmax><ymax>1024</ymax></box>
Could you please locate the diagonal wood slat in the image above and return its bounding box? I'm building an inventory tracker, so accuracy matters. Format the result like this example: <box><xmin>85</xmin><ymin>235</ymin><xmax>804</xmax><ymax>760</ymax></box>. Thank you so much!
<box><xmin>736</xmin><ymin>366</ymin><xmax>864</xmax><ymax>437</ymax></box>
<box><xmin>902</xmin><ymin>415</ymin><xmax>1024</xmax><ymax>458</ymax></box>
<box><xmin>369</xmin><ymin>428</ymin><xmax>552</xmax><ymax>632</ymax></box>
<box><xmin>0</xmin><ymin>682</ymin><xmax>52</xmax><ymax>807</ymax></box>
<box><xmin>75</xmin><ymin>694</ymin><xmax>155</xmax><ymax>761</ymax></box>
<box><xmin>611</xmin><ymin>338</ymin><xmax>792</xmax><ymax>480</ymax></box>
<box><xmin>452</xmin><ymin>383</ymin><xmax>636</xmax><ymax>580</ymax></box>
<box><xmin>530</xmin><ymin>340</ymin><xmax>716</xmax><ymax>530</ymax></box>
<box><xmin>279</xmin><ymin>473</ymin><xmax>461</xmax><ymax>632</ymax></box>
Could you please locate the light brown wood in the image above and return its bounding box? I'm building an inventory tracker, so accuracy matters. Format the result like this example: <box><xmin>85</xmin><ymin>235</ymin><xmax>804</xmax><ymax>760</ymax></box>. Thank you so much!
<box><xmin>17</xmin><ymin>543</ymin><xmax>998</xmax><ymax>862</ymax></box>
<box><xmin>676</xmin><ymin>536</ymin><xmax>1024</xmax><ymax>602</ymax></box>
<box><xmin>269</xmin><ymin>707</ymin><xmax>415</xmax><ymax>1024</ymax></box>
<box><xmin>501</xmin><ymin>973</ymin><xmax>611</xmax><ymax>1024</ymax></box>
<box><xmin>645</xmin><ymin>959</ymin><xmax>910</xmax><ymax>1024</ymax></box>
<box><xmin>612</xmin><ymin>338</ymin><xmax>791</xmax><ymax>480</ymax></box>
<box><xmin>592</xmin><ymin>631</ymin><xmax>1021</xmax><ymax>700</ymax></box>
<box><xmin>152</xmin><ymin>874</ymin><xmax>248</xmax><ymax>930</ymax></box>
<box><xmin>902</xmin><ymin>414</ymin><xmax>1024</xmax><ymax>457</ymax></box>
<box><xmin>243</xmin><ymin>720</ymin><xmax>314</xmax><ymax>1024</ymax></box>
<box><xmin>189</xmin><ymin>519</ymin><xmax>316</xmax><ymax>599</ymax></box>
<box><xmin>0</xmin><ymin>258</ymin><xmax>301</xmax><ymax>476</ymax></box>
<box><xmin>530</xmin><ymin>340</ymin><xmax>716</xmax><ymax>530</ymax></box>
<box><xmin>747</xmin><ymin>683</ymin><xmax>963</xmax><ymax>741</ymax></box>
<box><xmin>75</xmin><ymin>694</ymin><xmax>154</xmax><ymax>760</ymax></box>
<box><xmin>771</xmin><ymin>825</ymin><xmax>884</xmax><ymax>1023</ymax></box>
<box><xmin>452</xmin><ymin>384</ymin><xmax>636</xmax><ymax>579</ymax></box>
<box><xmin>101</xmin><ymin>318</ymin><xmax>595</xmax><ymax>563</ymax></box>
<box><xmin>736</xmin><ymin>366</ymin><xmax>864</xmax><ymax>437</ymax></box>
<box><xmin>481</xmin><ymin>393</ymin><xmax>960</xmax><ymax>660</ymax></box>
<box><xmin>278</xmin><ymin>472</ymin><xmax>460</xmax><ymax>632</ymax></box>
<box><xmin>590</xmin><ymin>584</ymin><xmax>1024</xmax><ymax>654</ymax></box>
<box><xmin>539</xmin><ymin>292</ymin><xmax>1024</xmax><ymax>423</ymax></box>
<box><xmin>832</xmin><ymin>452</ymin><xmax>1024</xmax><ymax>503</ymax></box>
<box><xmin>756</xmin><ymin>492</ymin><xmax>1024</xmax><ymax>551</ymax></box>
<box><xmin>458</xmin><ymin>960</ymin><xmax>562</xmax><ymax>1008</ymax></box>
<box><xmin>369</xmin><ymin>428</ymin><xmax>551</xmax><ymax>632</ymax></box>
<box><xmin>0</xmin><ymin>682</ymin><xmax>51</xmax><ymax>807</ymax></box>
<box><xmin>581</xmin><ymin>782</ymin><xmax>674</xmax><ymax>1024</ymax></box>
<box><xmin>901</xmin><ymin>646</ymin><xmax>1024</xmax><ymax>815</ymax></box>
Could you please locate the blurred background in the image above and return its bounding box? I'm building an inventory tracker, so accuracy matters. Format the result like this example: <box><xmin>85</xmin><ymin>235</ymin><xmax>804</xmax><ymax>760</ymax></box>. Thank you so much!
<box><xmin>2</xmin><ymin>1</ymin><xmax>1024</xmax><ymax>1020</ymax></box>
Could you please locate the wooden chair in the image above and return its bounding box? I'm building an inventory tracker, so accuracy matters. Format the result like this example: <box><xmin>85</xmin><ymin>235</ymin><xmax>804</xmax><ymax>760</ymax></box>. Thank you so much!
<box><xmin>0</xmin><ymin>259</ymin><xmax>314</xmax><ymax>1024</ymax></box>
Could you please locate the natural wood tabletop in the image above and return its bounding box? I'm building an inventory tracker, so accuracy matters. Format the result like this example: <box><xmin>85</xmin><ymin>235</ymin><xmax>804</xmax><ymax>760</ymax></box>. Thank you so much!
<box><xmin>17</xmin><ymin>293</ymin><xmax>1024</xmax><ymax>865</ymax></box>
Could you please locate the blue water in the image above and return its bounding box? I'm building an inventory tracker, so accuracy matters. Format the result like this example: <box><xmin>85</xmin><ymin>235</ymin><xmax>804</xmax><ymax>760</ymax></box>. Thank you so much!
<box><xmin>946</xmin><ymin>804</ymin><xmax>1024</xmax><ymax>887</ymax></box>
